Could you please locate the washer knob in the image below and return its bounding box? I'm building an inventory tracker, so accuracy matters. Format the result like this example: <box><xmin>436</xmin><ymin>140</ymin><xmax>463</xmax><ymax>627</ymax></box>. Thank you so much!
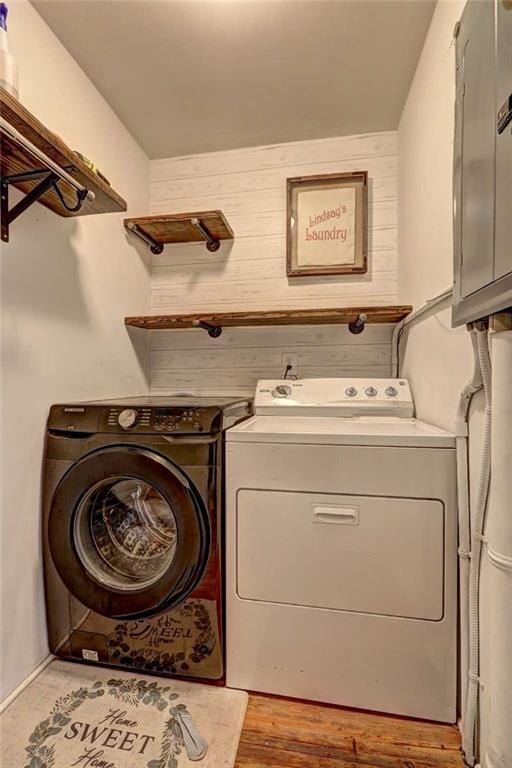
<box><xmin>272</xmin><ymin>384</ymin><xmax>292</xmax><ymax>398</ymax></box>
<box><xmin>345</xmin><ymin>387</ymin><xmax>358</xmax><ymax>398</ymax></box>
<box><xmin>365</xmin><ymin>386</ymin><xmax>378</xmax><ymax>398</ymax></box>
<box><xmin>385</xmin><ymin>386</ymin><xmax>398</xmax><ymax>398</ymax></box>
<box><xmin>118</xmin><ymin>408</ymin><xmax>138</xmax><ymax>429</ymax></box>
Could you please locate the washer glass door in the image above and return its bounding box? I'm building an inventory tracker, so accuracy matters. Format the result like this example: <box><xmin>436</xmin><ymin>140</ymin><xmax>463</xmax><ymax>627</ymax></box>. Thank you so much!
<box><xmin>48</xmin><ymin>446</ymin><xmax>210</xmax><ymax>620</ymax></box>
<box><xmin>74</xmin><ymin>478</ymin><xmax>178</xmax><ymax>592</ymax></box>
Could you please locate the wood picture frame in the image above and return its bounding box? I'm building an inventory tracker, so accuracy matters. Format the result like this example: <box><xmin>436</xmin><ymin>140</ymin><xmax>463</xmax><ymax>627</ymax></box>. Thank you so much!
<box><xmin>286</xmin><ymin>171</ymin><xmax>368</xmax><ymax>277</ymax></box>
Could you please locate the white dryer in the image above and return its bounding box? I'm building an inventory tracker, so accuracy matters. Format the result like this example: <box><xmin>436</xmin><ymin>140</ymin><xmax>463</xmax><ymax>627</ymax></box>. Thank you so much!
<box><xmin>225</xmin><ymin>378</ymin><xmax>457</xmax><ymax>722</ymax></box>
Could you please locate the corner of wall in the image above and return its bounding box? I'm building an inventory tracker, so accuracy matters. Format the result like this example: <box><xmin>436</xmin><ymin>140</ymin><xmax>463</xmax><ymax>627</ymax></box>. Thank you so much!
<box><xmin>397</xmin><ymin>0</ymin><xmax>466</xmax><ymax>308</ymax></box>
<box><xmin>395</xmin><ymin>0</ymin><xmax>472</xmax><ymax>430</ymax></box>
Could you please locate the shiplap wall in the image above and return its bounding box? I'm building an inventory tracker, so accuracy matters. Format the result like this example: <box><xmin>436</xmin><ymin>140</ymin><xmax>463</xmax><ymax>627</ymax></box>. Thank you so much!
<box><xmin>149</xmin><ymin>132</ymin><xmax>397</xmax><ymax>394</ymax></box>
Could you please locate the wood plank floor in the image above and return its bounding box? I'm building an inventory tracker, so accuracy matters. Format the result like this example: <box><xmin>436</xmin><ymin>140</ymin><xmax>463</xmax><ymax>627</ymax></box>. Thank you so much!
<box><xmin>235</xmin><ymin>695</ymin><xmax>464</xmax><ymax>768</ymax></box>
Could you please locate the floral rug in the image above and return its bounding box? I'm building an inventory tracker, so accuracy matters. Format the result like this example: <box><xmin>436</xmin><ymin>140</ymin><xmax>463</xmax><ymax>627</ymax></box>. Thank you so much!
<box><xmin>1</xmin><ymin>660</ymin><xmax>247</xmax><ymax>768</ymax></box>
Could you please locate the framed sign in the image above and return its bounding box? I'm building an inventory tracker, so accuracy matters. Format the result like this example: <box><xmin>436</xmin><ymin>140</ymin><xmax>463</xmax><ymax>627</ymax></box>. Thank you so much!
<box><xmin>287</xmin><ymin>171</ymin><xmax>368</xmax><ymax>277</ymax></box>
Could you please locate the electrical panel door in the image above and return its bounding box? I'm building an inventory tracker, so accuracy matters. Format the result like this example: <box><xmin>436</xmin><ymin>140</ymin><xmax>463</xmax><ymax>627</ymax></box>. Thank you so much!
<box><xmin>453</xmin><ymin>0</ymin><xmax>512</xmax><ymax>326</ymax></box>
<box><xmin>495</xmin><ymin>0</ymin><xmax>512</xmax><ymax>282</ymax></box>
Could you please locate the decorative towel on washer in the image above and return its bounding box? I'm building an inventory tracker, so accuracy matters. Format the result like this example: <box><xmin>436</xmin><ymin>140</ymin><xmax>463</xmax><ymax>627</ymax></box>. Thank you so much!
<box><xmin>1</xmin><ymin>660</ymin><xmax>247</xmax><ymax>768</ymax></box>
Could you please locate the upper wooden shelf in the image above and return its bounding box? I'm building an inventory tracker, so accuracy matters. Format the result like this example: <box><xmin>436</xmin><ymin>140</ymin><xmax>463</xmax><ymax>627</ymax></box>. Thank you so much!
<box><xmin>124</xmin><ymin>211</ymin><xmax>234</xmax><ymax>254</ymax></box>
<box><xmin>125</xmin><ymin>306</ymin><xmax>412</xmax><ymax>332</ymax></box>
<box><xmin>0</xmin><ymin>87</ymin><xmax>127</xmax><ymax>225</ymax></box>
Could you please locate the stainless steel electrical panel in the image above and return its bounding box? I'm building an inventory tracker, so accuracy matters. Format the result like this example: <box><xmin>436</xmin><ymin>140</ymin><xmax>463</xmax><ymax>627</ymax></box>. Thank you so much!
<box><xmin>453</xmin><ymin>0</ymin><xmax>512</xmax><ymax>326</ymax></box>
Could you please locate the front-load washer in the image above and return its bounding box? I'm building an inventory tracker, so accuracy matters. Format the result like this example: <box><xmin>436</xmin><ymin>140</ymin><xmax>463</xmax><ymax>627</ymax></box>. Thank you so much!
<box><xmin>226</xmin><ymin>378</ymin><xmax>457</xmax><ymax>721</ymax></box>
<box><xmin>43</xmin><ymin>395</ymin><xmax>250</xmax><ymax>682</ymax></box>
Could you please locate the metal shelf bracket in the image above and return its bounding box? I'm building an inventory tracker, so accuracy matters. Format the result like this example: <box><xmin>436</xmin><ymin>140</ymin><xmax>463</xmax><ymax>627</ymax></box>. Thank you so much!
<box><xmin>190</xmin><ymin>217</ymin><xmax>220</xmax><ymax>252</ymax></box>
<box><xmin>192</xmin><ymin>319</ymin><xmax>223</xmax><ymax>338</ymax></box>
<box><xmin>0</xmin><ymin>115</ymin><xmax>94</xmax><ymax>242</ymax></box>
<box><xmin>124</xmin><ymin>220</ymin><xmax>164</xmax><ymax>255</ymax></box>
<box><xmin>348</xmin><ymin>312</ymin><xmax>367</xmax><ymax>335</ymax></box>
<box><xmin>1</xmin><ymin>167</ymin><xmax>89</xmax><ymax>243</ymax></box>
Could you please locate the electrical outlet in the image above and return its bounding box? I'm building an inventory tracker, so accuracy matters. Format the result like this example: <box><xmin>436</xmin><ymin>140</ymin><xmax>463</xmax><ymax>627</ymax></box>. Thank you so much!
<box><xmin>281</xmin><ymin>352</ymin><xmax>299</xmax><ymax>378</ymax></box>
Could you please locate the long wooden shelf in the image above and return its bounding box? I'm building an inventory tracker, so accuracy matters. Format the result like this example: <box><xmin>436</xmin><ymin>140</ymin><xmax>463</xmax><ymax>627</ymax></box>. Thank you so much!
<box><xmin>0</xmin><ymin>87</ymin><xmax>127</xmax><ymax>219</ymax></box>
<box><xmin>125</xmin><ymin>306</ymin><xmax>412</xmax><ymax>331</ymax></box>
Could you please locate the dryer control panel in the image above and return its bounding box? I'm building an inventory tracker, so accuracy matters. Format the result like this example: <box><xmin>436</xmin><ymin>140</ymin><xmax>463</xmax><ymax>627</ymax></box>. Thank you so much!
<box><xmin>254</xmin><ymin>378</ymin><xmax>414</xmax><ymax>418</ymax></box>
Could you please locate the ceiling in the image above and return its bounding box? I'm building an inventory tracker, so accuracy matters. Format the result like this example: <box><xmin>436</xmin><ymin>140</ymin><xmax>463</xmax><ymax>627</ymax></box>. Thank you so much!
<box><xmin>34</xmin><ymin>0</ymin><xmax>436</xmax><ymax>159</ymax></box>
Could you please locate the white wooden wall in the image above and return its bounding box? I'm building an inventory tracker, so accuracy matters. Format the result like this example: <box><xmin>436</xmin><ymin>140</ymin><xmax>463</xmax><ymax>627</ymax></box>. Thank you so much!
<box><xmin>151</xmin><ymin>323</ymin><xmax>393</xmax><ymax>394</ymax></box>
<box><xmin>149</xmin><ymin>132</ymin><xmax>397</xmax><ymax>394</ymax></box>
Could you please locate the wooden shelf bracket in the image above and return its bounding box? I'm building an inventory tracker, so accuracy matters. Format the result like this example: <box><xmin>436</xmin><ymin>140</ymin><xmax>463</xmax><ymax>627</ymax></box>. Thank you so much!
<box><xmin>0</xmin><ymin>115</ymin><xmax>94</xmax><ymax>243</ymax></box>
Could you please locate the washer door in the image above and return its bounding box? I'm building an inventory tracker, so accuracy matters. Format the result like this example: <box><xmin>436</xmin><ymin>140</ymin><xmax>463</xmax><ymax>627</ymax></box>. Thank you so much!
<box><xmin>48</xmin><ymin>446</ymin><xmax>210</xmax><ymax>620</ymax></box>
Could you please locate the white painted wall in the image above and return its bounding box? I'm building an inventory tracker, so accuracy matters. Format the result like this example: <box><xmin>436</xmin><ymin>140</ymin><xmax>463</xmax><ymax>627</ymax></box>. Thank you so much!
<box><xmin>0</xmin><ymin>0</ymin><xmax>150</xmax><ymax>703</ymax></box>
<box><xmin>149</xmin><ymin>133</ymin><xmax>398</xmax><ymax>392</ymax></box>
<box><xmin>398</xmin><ymin>0</ymin><xmax>471</xmax><ymax>429</ymax></box>
<box><xmin>397</xmin><ymin>0</ymin><xmax>499</xmax><ymax>755</ymax></box>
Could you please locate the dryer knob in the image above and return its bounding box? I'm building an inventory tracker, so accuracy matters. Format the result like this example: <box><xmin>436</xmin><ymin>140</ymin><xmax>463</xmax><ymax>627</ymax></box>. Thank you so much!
<box><xmin>385</xmin><ymin>386</ymin><xmax>398</xmax><ymax>398</ymax></box>
<box><xmin>365</xmin><ymin>386</ymin><xmax>378</xmax><ymax>398</ymax></box>
<box><xmin>118</xmin><ymin>408</ymin><xmax>138</xmax><ymax>429</ymax></box>
<box><xmin>272</xmin><ymin>385</ymin><xmax>292</xmax><ymax>398</ymax></box>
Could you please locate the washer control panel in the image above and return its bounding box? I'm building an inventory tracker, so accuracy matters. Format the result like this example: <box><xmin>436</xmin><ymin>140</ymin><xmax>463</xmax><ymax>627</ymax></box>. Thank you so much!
<box><xmin>152</xmin><ymin>407</ymin><xmax>207</xmax><ymax>433</ymax></box>
<box><xmin>106</xmin><ymin>406</ymin><xmax>211</xmax><ymax>433</ymax></box>
<box><xmin>255</xmin><ymin>378</ymin><xmax>414</xmax><ymax>417</ymax></box>
<box><xmin>49</xmin><ymin>399</ymin><xmax>251</xmax><ymax>436</ymax></box>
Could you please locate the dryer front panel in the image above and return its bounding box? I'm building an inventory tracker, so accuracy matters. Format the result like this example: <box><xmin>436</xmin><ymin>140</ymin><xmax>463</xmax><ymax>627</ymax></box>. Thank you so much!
<box><xmin>48</xmin><ymin>445</ymin><xmax>210</xmax><ymax>620</ymax></box>
<box><xmin>236</xmin><ymin>490</ymin><xmax>444</xmax><ymax>620</ymax></box>
<box><xmin>226</xmin><ymin>441</ymin><xmax>457</xmax><ymax>721</ymax></box>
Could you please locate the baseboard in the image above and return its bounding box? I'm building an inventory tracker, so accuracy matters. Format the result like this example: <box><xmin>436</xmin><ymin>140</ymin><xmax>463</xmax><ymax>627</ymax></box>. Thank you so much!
<box><xmin>0</xmin><ymin>654</ymin><xmax>54</xmax><ymax>714</ymax></box>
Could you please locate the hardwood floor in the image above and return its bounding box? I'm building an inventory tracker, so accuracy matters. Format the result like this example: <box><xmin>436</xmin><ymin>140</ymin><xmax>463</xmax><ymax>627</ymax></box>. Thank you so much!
<box><xmin>235</xmin><ymin>694</ymin><xmax>464</xmax><ymax>768</ymax></box>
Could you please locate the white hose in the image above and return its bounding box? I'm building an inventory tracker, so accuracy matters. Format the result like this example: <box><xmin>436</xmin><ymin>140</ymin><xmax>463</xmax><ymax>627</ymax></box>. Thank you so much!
<box><xmin>462</xmin><ymin>328</ymin><xmax>492</xmax><ymax>767</ymax></box>
<box><xmin>483</xmin><ymin>331</ymin><xmax>512</xmax><ymax>768</ymax></box>
<box><xmin>456</xmin><ymin>329</ymin><xmax>483</xmax><ymax>726</ymax></box>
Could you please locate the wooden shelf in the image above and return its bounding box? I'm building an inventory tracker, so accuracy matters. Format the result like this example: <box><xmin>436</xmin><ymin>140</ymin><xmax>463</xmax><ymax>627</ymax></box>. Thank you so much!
<box><xmin>0</xmin><ymin>87</ymin><xmax>127</xmax><ymax>221</ymax></box>
<box><xmin>124</xmin><ymin>211</ymin><xmax>234</xmax><ymax>254</ymax></box>
<box><xmin>125</xmin><ymin>306</ymin><xmax>412</xmax><ymax>331</ymax></box>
